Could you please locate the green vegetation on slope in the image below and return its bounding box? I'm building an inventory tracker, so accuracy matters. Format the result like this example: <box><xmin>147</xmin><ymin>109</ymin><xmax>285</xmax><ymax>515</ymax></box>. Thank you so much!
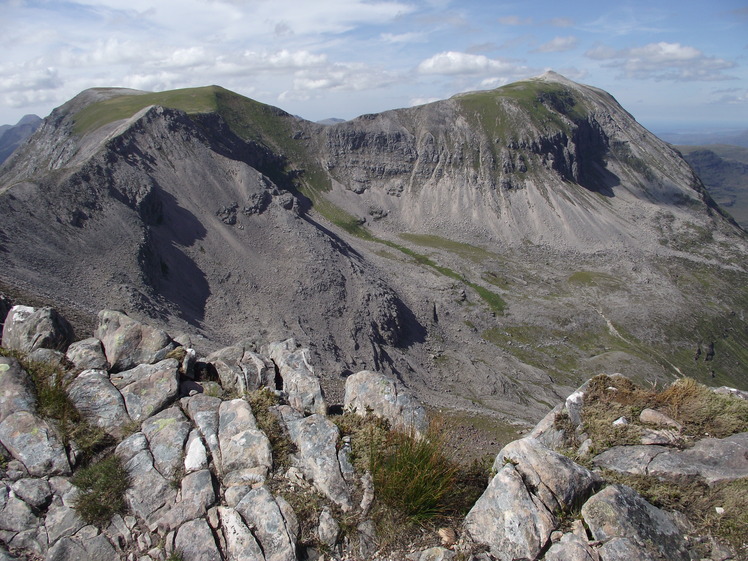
<box><xmin>73</xmin><ymin>86</ymin><xmax>221</xmax><ymax>135</ymax></box>
<box><xmin>457</xmin><ymin>80</ymin><xmax>589</xmax><ymax>142</ymax></box>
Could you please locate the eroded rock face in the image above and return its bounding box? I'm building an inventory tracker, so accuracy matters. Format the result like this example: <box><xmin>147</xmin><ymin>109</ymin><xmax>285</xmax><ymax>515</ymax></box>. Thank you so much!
<box><xmin>1</xmin><ymin>306</ymin><xmax>74</xmax><ymax>354</ymax></box>
<box><xmin>465</xmin><ymin>460</ymin><xmax>556</xmax><ymax>561</ymax></box>
<box><xmin>593</xmin><ymin>432</ymin><xmax>748</xmax><ymax>484</ymax></box>
<box><xmin>67</xmin><ymin>369</ymin><xmax>130</xmax><ymax>437</ymax></box>
<box><xmin>206</xmin><ymin>345</ymin><xmax>274</xmax><ymax>395</ymax></box>
<box><xmin>344</xmin><ymin>369</ymin><xmax>428</xmax><ymax>436</ymax></box>
<box><xmin>267</xmin><ymin>339</ymin><xmax>326</xmax><ymax>416</ymax></box>
<box><xmin>3</xmin><ymin>303</ymin><xmax>743</xmax><ymax>561</ymax></box>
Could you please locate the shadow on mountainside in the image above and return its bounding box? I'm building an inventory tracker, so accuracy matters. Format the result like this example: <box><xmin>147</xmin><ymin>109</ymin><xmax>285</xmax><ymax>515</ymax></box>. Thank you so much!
<box><xmin>140</xmin><ymin>188</ymin><xmax>210</xmax><ymax>326</ymax></box>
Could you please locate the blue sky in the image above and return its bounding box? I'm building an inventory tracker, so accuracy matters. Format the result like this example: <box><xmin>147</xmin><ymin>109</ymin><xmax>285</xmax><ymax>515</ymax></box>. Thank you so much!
<box><xmin>1</xmin><ymin>0</ymin><xmax>746</xmax><ymax>132</ymax></box>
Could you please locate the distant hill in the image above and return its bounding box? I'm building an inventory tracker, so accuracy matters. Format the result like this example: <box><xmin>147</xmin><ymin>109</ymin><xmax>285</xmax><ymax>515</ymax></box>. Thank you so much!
<box><xmin>0</xmin><ymin>114</ymin><xmax>42</xmax><ymax>164</ymax></box>
<box><xmin>677</xmin><ymin>144</ymin><xmax>748</xmax><ymax>229</ymax></box>
<box><xmin>317</xmin><ymin>117</ymin><xmax>346</xmax><ymax>125</ymax></box>
<box><xmin>658</xmin><ymin>128</ymin><xmax>748</xmax><ymax>147</ymax></box>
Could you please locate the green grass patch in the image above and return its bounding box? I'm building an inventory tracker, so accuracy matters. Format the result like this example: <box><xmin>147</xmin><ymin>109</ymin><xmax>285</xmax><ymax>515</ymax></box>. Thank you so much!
<box><xmin>71</xmin><ymin>454</ymin><xmax>130</xmax><ymax>527</ymax></box>
<box><xmin>73</xmin><ymin>86</ymin><xmax>221</xmax><ymax>135</ymax></box>
<box><xmin>398</xmin><ymin>233</ymin><xmax>497</xmax><ymax>263</ymax></box>
<box><xmin>247</xmin><ymin>388</ymin><xmax>297</xmax><ymax>471</ymax></box>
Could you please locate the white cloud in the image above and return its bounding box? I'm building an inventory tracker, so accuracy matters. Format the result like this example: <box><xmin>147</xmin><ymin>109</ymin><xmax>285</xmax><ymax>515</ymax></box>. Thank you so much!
<box><xmin>548</xmin><ymin>17</ymin><xmax>573</xmax><ymax>27</ymax></box>
<box><xmin>0</xmin><ymin>66</ymin><xmax>62</xmax><ymax>94</ymax></box>
<box><xmin>380</xmin><ymin>32</ymin><xmax>427</xmax><ymax>44</ymax></box>
<box><xmin>409</xmin><ymin>96</ymin><xmax>441</xmax><ymax>106</ymax></box>
<box><xmin>586</xmin><ymin>41</ymin><xmax>736</xmax><ymax>81</ymax></box>
<box><xmin>533</xmin><ymin>36</ymin><xmax>578</xmax><ymax>53</ymax></box>
<box><xmin>498</xmin><ymin>15</ymin><xmax>532</xmax><ymax>26</ymax></box>
<box><xmin>291</xmin><ymin>63</ymin><xmax>399</xmax><ymax>92</ymax></box>
<box><xmin>712</xmin><ymin>88</ymin><xmax>748</xmax><ymax>104</ymax></box>
<box><xmin>417</xmin><ymin>51</ymin><xmax>526</xmax><ymax>76</ymax></box>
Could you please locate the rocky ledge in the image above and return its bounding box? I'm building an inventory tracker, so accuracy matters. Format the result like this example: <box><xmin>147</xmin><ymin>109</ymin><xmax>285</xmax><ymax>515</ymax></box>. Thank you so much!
<box><xmin>0</xmin><ymin>303</ymin><xmax>746</xmax><ymax>560</ymax></box>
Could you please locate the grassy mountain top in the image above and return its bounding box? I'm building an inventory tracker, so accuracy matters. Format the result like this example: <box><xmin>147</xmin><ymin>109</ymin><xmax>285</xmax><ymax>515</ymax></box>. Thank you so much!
<box><xmin>72</xmin><ymin>86</ymin><xmax>224</xmax><ymax>135</ymax></box>
<box><xmin>455</xmin><ymin>78</ymin><xmax>592</xmax><ymax>139</ymax></box>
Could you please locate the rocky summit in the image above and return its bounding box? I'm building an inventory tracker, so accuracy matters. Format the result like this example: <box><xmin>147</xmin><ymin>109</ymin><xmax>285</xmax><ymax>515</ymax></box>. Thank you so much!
<box><xmin>0</xmin><ymin>304</ymin><xmax>746</xmax><ymax>560</ymax></box>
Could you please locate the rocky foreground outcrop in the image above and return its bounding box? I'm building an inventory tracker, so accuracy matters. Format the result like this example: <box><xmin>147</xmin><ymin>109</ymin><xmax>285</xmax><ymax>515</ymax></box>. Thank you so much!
<box><xmin>1</xmin><ymin>303</ymin><xmax>746</xmax><ymax>560</ymax></box>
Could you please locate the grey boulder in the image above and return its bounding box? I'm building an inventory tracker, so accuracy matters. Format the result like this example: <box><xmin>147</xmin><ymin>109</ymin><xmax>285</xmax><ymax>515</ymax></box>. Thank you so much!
<box><xmin>95</xmin><ymin>310</ymin><xmax>173</xmax><ymax>372</ymax></box>
<box><xmin>267</xmin><ymin>339</ymin><xmax>326</xmax><ymax>415</ymax></box>
<box><xmin>67</xmin><ymin>369</ymin><xmax>130</xmax><ymax>437</ymax></box>
<box><xmin>205</xmin><ymin>345</ymin><xmax>274</xmax><ymax>394</ymax></box>
<box><xmin>344</xmin><ymin>369</ymin><xmax>428</xmax><ymax>436</ymax></box>
<box><xmin>0</xmin><ymin>357</ymin><xmax>36</xmax><ymax>423</ymax></box>
<box><xmin>65</xmin><ymin>338</ymin><xmax>109</xmax><ymax>371</ymax></box>
<box><xmin>0</xmin><ymin>411</ymin><xmax>70</xmax><ymax>476</ymax></box>
<box><xmin>581</xmin><ymin>484</ymin><xmax>689</xmax><ymax>561</ymax></box>
<box><xmin>111</xmin><ymin>359</ymin><xmax>179</xmax><ymax>422</ymax></box>
<box><xmin>1</xmin><ymin>305</ymin><xmax>73</xmax><ymax>353</ymax></box>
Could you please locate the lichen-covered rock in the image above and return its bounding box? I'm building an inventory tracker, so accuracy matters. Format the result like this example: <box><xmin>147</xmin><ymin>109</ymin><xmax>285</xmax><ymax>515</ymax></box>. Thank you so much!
<box><xmin>1</xmin><ymin>305</ymin><xmax>74</xmax><ymax>353</ymax></box>
<box><xmin>0</xmin><ymin>357</ymin><xmax>35</xmax><ymax>423</ymax></box>
<box><xmin>0</xmin><ymin>494</ymin><xmax>38</xmax><ymax>532</ymax></box>
<box><xmin>593</xmin><ymin>433</ymin><xmax>748</xmax><ymax>484</ymax></box>
<box><xmin>0</xmin><ymin>411</ymin><xmax>70</xmax><ymax>476</ymax></box>
<box><xmin>647</xmin><ymin>432</ymin><xmax>748</xmax><ymax>484</ymax></box>
<box><xmin>67</xmin><ymin>369</ymin><xmax>130</xmax><ymax>437</ymax></box>
<box><xmin>464</xmin><ymin>461</ymin><xmax>555</xmax><ymax>561</ymax></box>
<box><xmin>492</xmin><ymin>437</ymin><xmax>600</xmax><ymax>513</ymax></box>
<box><xmin>65</xmin><ymin>338</ymin><xmax>109</xmax><ymax>371</ymax></box>
<box><xmin>112</xmin><ymin>359</ymin><xmax>179</xmax><ymax>422</ymax></box>
<box><xmin>267</xmin><ymin>339</ymin><xmax>326</xmax><ymax>415</ymax></box>
<box><xmin>218</xmin><ymin>506</ymin><xmax>265</xmax><ymax>561</ymax></box>
<box><xmin>141</xmin><ymin>406</ymin><xmax>191</xmax><ymax>479</ymax></box>
<box><xmin>115</xmin><ymin>433</ymin><xmax>176</xmax><ymax>521</ymax></box>
<box><xmin>581</xmin><ymin>484</ymin><xmax>689</xmax><ymax>561</ymax></box>
<box><xmin>174</xmin><ymin>518</ymin><xmax>222</xmax><ymax>561</ymax></box>
<box><xmin>344</xmin><ymin>369</ymin><xmax>427</xmax><ymax>436</ymax></box>
<box><xmin>185</xmin><ymin>394</ymin><xmax>222</xmax><ymax>469</ymax></box>
<box><xmin>218</xmin><ymin>399</ymin><xmax>272</xmax><ymax>485</ymax></box>
<box><xmin>544</xmin><ymin>533</ymin><xmax>600</xmax><ymax>561</ymax></box>
<box><xmin>279</xmin><ymin>407</ymin><xmax>352</xmax><ymax>511</ymax></box>
<box><xmin>10</xmin><ymin>478</ymin><xmax>52</xmax><ymax>510</ymax></box>
<box><xmin>95</xmin><ymin>310</ymin><xmax>173</xmax><ymax>372</ymax></box>
<box><xmin>183</xmin><ymin>429</ymin><xmax>208</xmax><ymax>474</ymax></box>
<box><xmin>154</xmin><ymin>469</ymin><xmax>215</xmax><ymax>532</ymax></box>
<box><xmin>235</xmin><ymin>486</ymin><xmax>297</xmax><ymax>561</ymax></box>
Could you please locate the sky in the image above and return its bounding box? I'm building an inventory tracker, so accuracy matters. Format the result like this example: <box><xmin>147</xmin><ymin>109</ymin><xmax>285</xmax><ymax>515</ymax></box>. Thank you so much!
<box><xmin>1</xmin><ymin>0</ymin><xmax>747</xmax><ymax>133</ymax></box>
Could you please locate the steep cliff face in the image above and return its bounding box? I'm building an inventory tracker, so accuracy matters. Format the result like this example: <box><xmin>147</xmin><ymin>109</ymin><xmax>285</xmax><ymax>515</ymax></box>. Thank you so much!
<box><xmin>315</xmin><ymin>72</ymin><xmax>729</xmax><ymax>252</ymax></box>
<box><xmin>1</xmin><ymin>75</ymin><xmax>746</xmax><ymax>422</ymax></box>
<box><xmin>0</xmin><ymin>92</ymin><xmax>415</xmax><ymax>400</ymax></box>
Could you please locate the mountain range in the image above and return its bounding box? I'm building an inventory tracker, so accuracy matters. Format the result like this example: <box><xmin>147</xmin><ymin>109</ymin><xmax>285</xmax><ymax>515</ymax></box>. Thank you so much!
<box><xmin>1</xmin><ymin>72</ymin><xmax>746</xmax><ymax>424</ymax></box>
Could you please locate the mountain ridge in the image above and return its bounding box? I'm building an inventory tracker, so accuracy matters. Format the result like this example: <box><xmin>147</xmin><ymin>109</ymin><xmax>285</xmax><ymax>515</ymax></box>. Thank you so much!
<box><xmin>1</xmin><ymin>73</ymin><xmax>746</xmax><ymax>422</ymax></box>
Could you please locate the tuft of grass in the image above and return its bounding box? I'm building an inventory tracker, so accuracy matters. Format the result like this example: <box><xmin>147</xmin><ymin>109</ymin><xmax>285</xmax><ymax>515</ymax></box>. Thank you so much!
<box><xmin>370</xmin><ymin>422</ymin><xmax>460</xmax><ymax>522</ymax></box>
<box><xmin>654</xmin><ymin>377</ymin><xmax>748</xmax><ymax>438</ymax></box>
<box><xmin>0</xmin><ymin>348</ymin><xmax>110</xmax><ymax>461</ymax></box>
<box><xmin>71</xmin><ymin>454</ymin><xmax>130</xmax><ymax>527</ymax></box>
<box><xmin>247</xmin><ymin>388</ymin><xmax>297</xmax><ymax>471</ymax></box>
<box><xmin>582</xmin><ymin>375</ymin><xmax>748</xmax><ymax>450</ymax></box>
